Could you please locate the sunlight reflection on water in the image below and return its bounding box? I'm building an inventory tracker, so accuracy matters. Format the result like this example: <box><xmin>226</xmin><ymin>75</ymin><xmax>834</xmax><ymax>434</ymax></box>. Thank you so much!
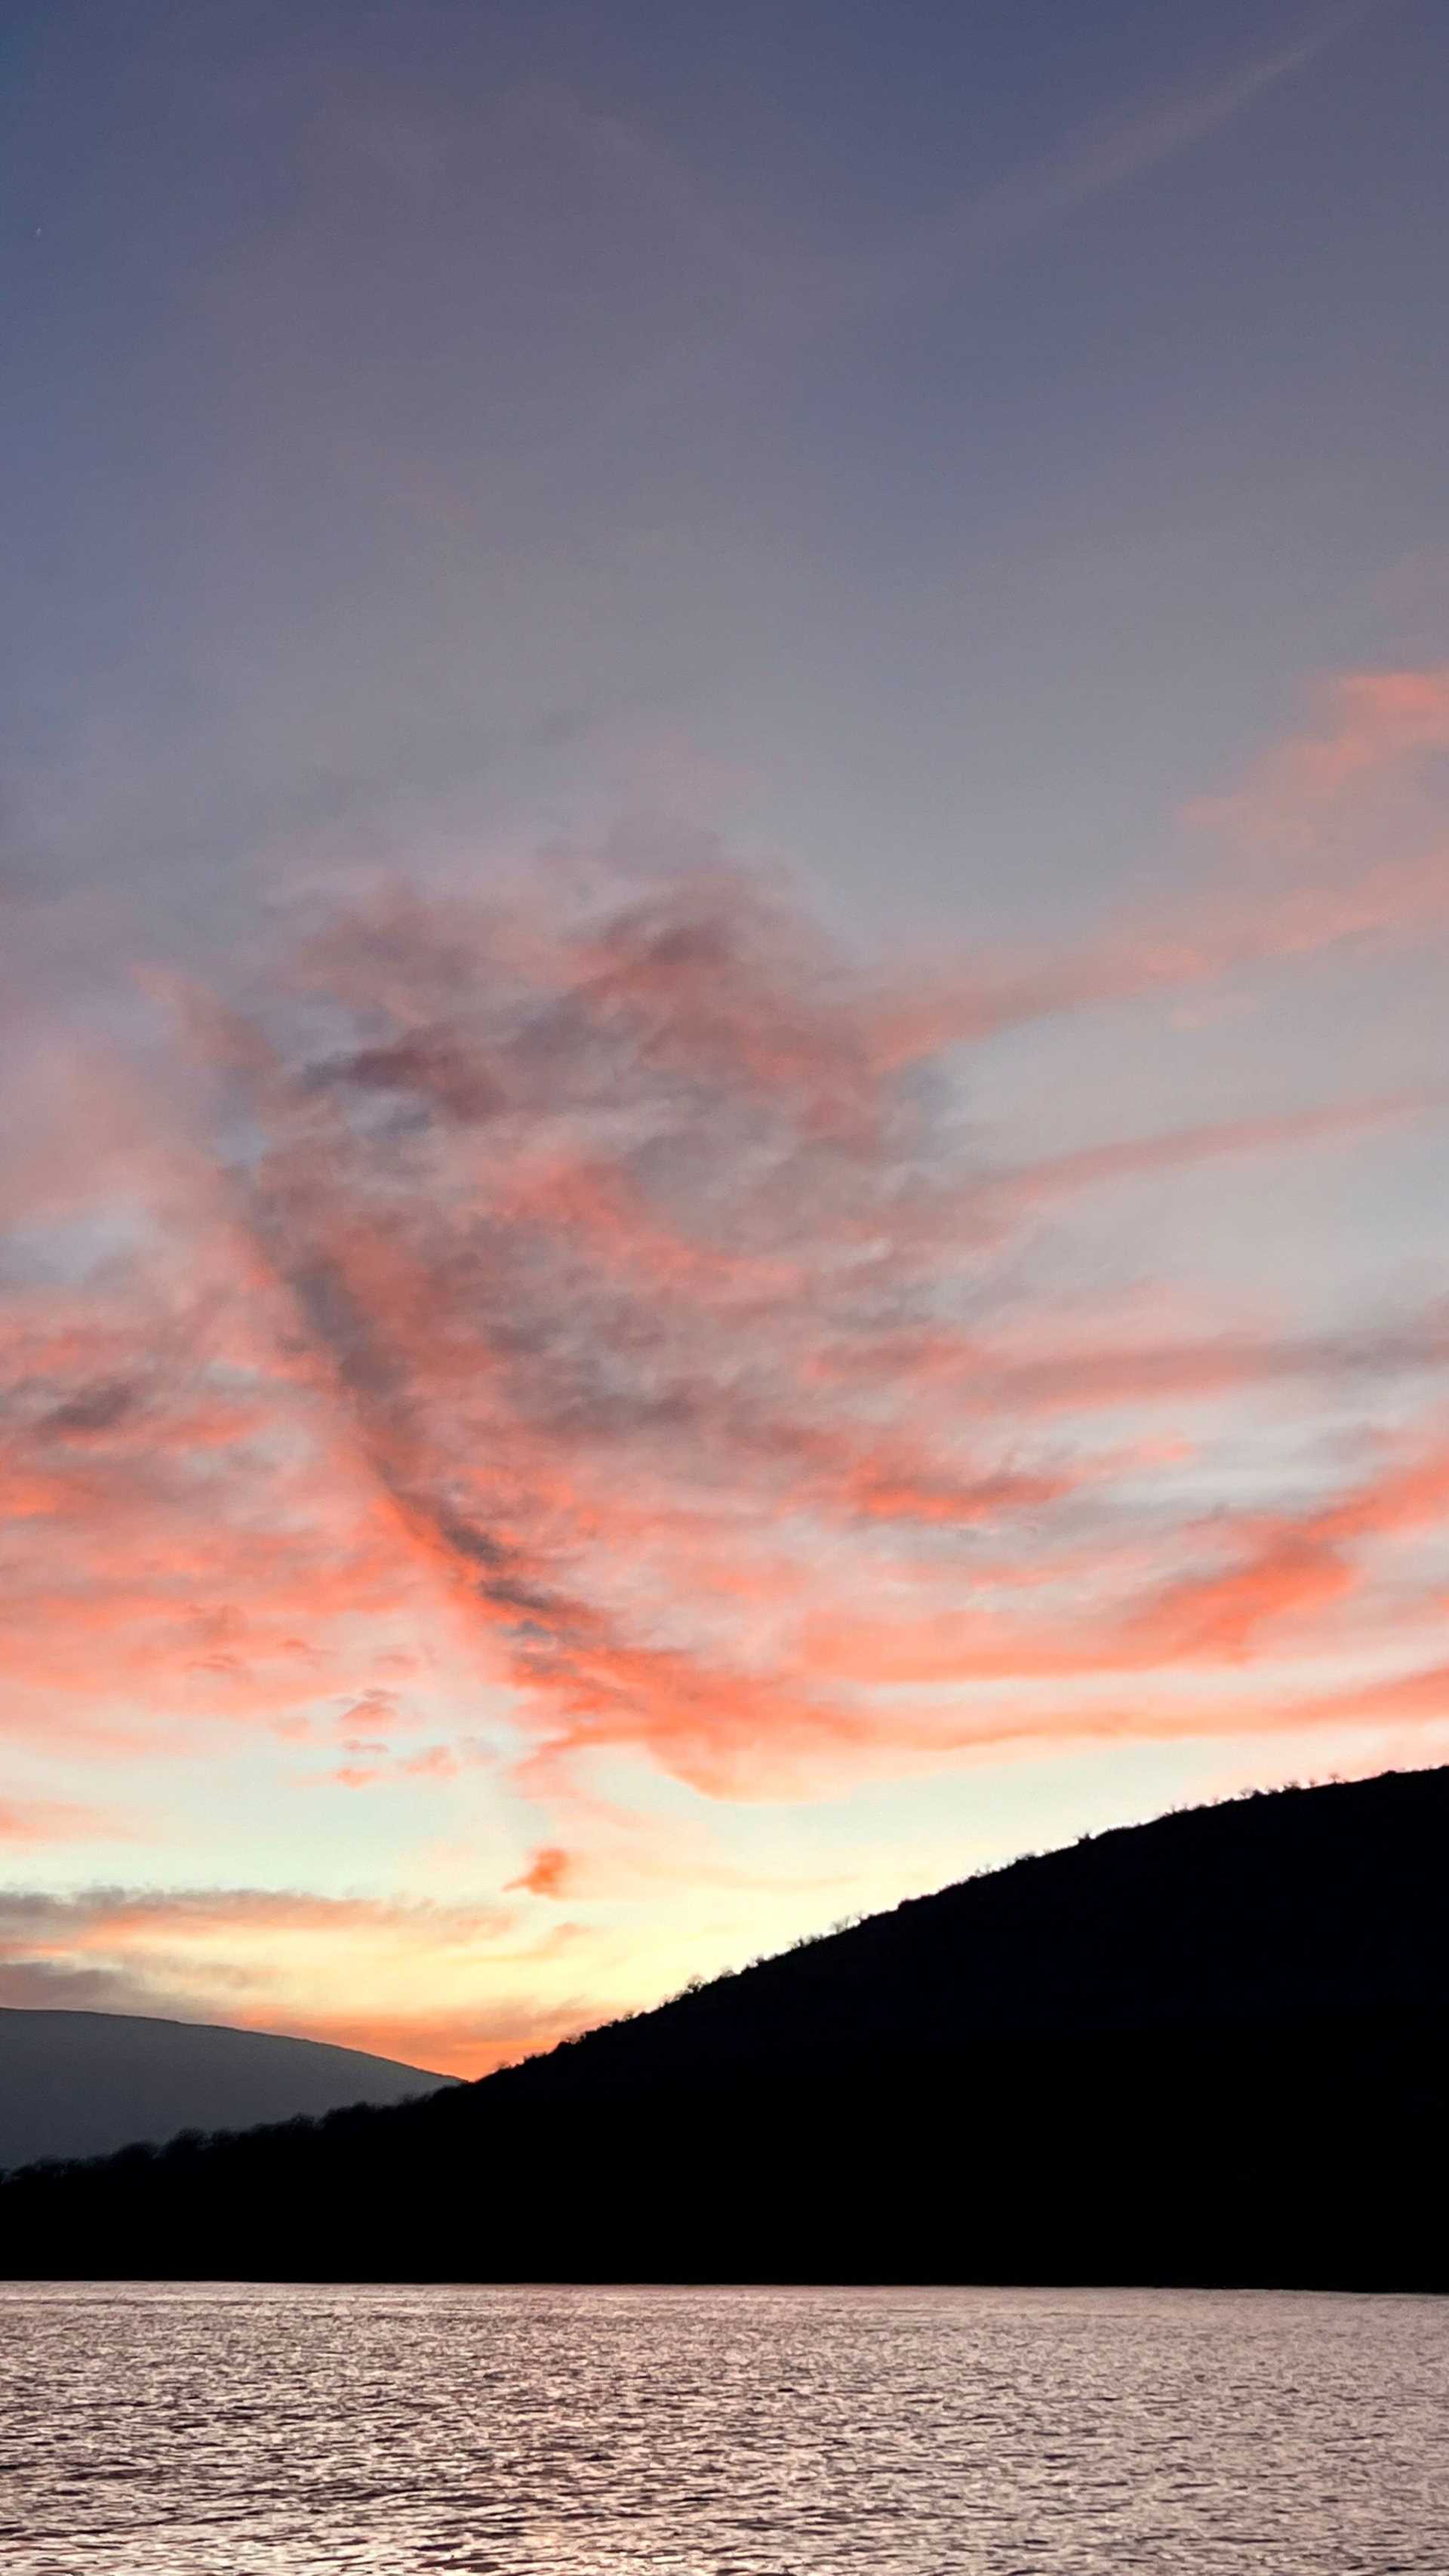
<box><xmin>1</xmin><ymin>2281</ymin><xmax>1444</xmax><ymax>2573</ymax></box>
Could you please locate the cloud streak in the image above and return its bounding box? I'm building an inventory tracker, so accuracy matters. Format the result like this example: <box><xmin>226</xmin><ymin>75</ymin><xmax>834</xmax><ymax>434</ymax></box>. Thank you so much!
<box><xmin>559</xmin><ymin>5</ymin><xmax>1385</xmax><ymax>443</ymax></box>
<box><xmin>858</xmin><ymin>3</ymin><xmax>1384</xmax><ymax>313</ymax></box>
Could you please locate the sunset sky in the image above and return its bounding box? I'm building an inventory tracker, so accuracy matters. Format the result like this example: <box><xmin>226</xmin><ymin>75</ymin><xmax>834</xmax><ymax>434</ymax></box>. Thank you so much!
<box><xmin>3</xmin><ymin>0</ymin><xmax>1448</xmax><ymax>2076</ymax></box>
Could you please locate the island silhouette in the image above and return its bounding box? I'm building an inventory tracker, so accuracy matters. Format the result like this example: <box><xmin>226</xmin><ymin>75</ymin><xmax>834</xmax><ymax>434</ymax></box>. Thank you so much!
<box><xmin>0</xmin><ymin>2009</ymin><xmax>454</xmax><ymax>2171</ymax></box>
<box><xmin>4</xmin><ymin>1768</ymin><xmax>1445</xmax><ymax>2290</ymax></box>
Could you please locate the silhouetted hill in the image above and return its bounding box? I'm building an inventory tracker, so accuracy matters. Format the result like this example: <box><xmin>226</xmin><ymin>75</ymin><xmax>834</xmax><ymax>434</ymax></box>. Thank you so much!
<box><xmin>3</xmin><ymin>1771</ymin><xmax>1446</xmax><ymax>2288</ymax></box>
<box><xmin>0</xmin><ymin>2010</ymin><xmax>454</xmax><ymax>2170</ymax></box>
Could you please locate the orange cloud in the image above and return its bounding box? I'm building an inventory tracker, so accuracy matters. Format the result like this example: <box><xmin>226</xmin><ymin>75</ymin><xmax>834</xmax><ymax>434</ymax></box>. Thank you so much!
<box><xmin>506</xmin><ymin>1845</ymin><xmax>575</xmax><ymax>1897</ymax></box>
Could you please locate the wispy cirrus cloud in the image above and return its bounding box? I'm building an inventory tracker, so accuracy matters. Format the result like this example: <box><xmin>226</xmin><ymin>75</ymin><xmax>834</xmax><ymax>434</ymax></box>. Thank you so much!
<box><xmin>2</xmin><ymin>660</ymin><xmax>1447</xmax><ymax>1967</ymax></box>
<box><xmin>976</xmin><ymin>1088</ymin><xmax>1444</xmax><ymax>1221</ymax></box>
<box><xmin>854</xmin><ymin>3</ymin><xmax>1386</xmax><ymax>313</ymax></box>
<box><xmin>544</xmin><ymin>5</ymin><xmax>1387</xmax><ymax>443</ymax></box>
<box><xmin>803</xmin><ymin>1426</ymin><xmax>1449</xmax><ymax>1699</ymax></box>
<box><xmin>877</xmin><ymin>664</ymin><xmax>1449</xmax><ymax>1063</ymax></box>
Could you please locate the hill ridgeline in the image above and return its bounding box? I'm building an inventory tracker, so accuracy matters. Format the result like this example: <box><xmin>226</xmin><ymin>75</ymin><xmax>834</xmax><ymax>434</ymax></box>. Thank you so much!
<box><xmin>2</xmin><ymin>1769</ymin><xmax>1445</xmax><ymax>2289</ymax></box>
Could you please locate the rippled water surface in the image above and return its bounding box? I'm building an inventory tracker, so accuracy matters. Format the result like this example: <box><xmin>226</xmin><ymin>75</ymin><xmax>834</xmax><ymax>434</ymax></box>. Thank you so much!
<box><xmin>2</xmin><ymin>2282</ymin><xmax>1444</xmax><ymax>2572</ymax></box>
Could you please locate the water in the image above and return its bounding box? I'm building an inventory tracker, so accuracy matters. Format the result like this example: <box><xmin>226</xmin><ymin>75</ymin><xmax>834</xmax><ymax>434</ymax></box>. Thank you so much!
<box><xmin>0</xmin><ymin>2282</ymin><xmax>1443</xmax><ymax>2573</ymax></box>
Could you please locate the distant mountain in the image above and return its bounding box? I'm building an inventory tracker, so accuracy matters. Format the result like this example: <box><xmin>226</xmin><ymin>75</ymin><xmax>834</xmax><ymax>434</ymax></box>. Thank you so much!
<box><xmin>0</xmin><ymin>2010</ymin><xmax>454</xmax><ymax>2170</ymax></box>
<box><xmin>3</xmin><ymin>1771</ymin><xmax>1446</xmax><ymax>2288</ymax></box>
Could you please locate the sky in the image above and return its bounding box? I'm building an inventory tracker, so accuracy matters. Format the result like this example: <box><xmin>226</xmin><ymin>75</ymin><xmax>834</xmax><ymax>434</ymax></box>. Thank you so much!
<box><xmin>2</xmin><ymin>0</ymin><xmax>1448</xmax><ymax>2077</ymax></box>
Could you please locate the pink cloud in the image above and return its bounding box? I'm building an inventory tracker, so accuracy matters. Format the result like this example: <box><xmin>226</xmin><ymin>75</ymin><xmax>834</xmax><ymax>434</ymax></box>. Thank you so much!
<box><xmin>2</xmin><ymin>660</ymin><xmax>1447</xmax><ymax>1848</ymax></box>
<box><xmin>0</xmin><ymin>1798</ymin><xmax>127</xmax><ymax>1844</ymax></box>
<box><xmin>877</xmin><ymin>664</ymin><xmax>1449</xmax><ymax>1062</ymax></box>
